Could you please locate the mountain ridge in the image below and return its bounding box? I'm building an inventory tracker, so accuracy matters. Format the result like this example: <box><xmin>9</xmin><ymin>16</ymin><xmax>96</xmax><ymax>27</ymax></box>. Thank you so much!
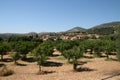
<box><xmin>0</xmin><ymin>21</ymin><xmax>120</xmax><ymax>38</ymax></box>
<box><xmin>90</xmin><ymin>21</ymin><xmax>120</xmax><ymax>30</ymax></box>
<box><xmin>87</xmin><ymin>21</ymin><xmax>120</xmax><ymax>35</ymax></box>
<box><xmin>66</xmin><ymin>27</ymin><xmax>86</xmax><ymax>32</ymax></box>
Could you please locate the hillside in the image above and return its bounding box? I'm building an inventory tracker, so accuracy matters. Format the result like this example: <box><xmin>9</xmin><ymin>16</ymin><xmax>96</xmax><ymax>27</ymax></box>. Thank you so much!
<box><xmin>0</xmin><ymin>21</ymin><xmax>120</xmax><ymax>38</ymax></box>
<box><xmin>91</xmin><ymin>21</ymin><xmax>120</xmax><ymax>29</ymax></box>
<box><xmin>0</xmin><ymin>33</ymin><xmax>24</xmax><ymax>39</ymax></box>
<box><xmin>66</xmin><ymin>27</ymin><xmax>86</xmax><ymax>32</ymax></box>
<box><xmin>87</xmin><ymin>21</ymin><xmax>120</xmax><ymax>35</ymax></box>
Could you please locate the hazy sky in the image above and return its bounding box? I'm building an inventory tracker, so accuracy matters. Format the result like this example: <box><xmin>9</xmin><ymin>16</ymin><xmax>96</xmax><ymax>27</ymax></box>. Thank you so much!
<box><xmin>0</xmin><ymin>0</ymin><xmax>120</xmax><ymax>33</ymax></box>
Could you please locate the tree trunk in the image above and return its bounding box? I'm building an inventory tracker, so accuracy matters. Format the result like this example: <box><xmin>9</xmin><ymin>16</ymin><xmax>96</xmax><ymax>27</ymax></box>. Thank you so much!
<box><xmin>22</xmin><ymin>54</ymin><xmax>27</xmax><ymax>60</ymax></box>
<box><xmin>73</xmin><ymin>56</ymin><xmax>78</xmax><ymax>71</ymax></box>
<box><xmin>14</xmin><ymin>60</ymin><xmax>17</xmax><ymax>65</ymax></box>
<box><xmin>68</xmin><ymin>57</ymin><xmax>70</xmax><ymax>63</ymax></box>
<box><xmin>90</xmin><ymin>49</ymin><xmax>93</xmax><ymax>54</ymax></box>
<box><xmin>73</xmin><ymin>63</ymin><xmax>77</xmax><ymax>71</ymax></box>
<box><xmin>106</xmin><ymin>52</ymin><xmax>109</xmax><ymax>59</ymax></box>
<box><xmin>39</xmin><ymin>65</ymin><xmax>42</xmax><ymax>73</ymax></box>
<box><xmin>1</xmin><ymin>54</ymin><xmax>3</xmax><ymax>61</ymax></box>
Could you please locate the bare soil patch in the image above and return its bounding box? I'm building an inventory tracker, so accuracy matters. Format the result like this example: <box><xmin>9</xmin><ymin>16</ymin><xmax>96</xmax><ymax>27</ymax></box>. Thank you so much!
<box><xmin>0</xmin><ymin>55</ymin><xmax>120</xmax><ymax>80</ymax></box>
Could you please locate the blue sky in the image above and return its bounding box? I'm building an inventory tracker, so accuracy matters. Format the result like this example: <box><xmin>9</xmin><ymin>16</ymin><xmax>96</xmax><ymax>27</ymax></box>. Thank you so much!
<box><xmin>0</xmin><ymin>0</ymin><xmax>120</xmax><ymax>33</ymax></box>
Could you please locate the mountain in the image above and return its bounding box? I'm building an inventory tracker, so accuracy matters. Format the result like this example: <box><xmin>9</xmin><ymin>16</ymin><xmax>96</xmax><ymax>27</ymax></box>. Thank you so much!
<box><xmin>66</xmin><ymin>27</ymin><xmax>86</xmax><ymax>32</ymax></box>
<box><xmin>87</xmin><ymin>21</ymin><xmax>120</xmax><ymax>35</ymax></box>
<box><xmin>0</xmin><ymin>22</ymin><xmax>120</xmax><ymax>38</ymax></box>
<box><xmin>90</xmin><ymin>21</ymin><xmax>120</xmax><ymax>29</ymax></box>
<box><xmin>0</xmin><ymin>33</ymin><xmax>24</xmax><ymax>39</ymax></box>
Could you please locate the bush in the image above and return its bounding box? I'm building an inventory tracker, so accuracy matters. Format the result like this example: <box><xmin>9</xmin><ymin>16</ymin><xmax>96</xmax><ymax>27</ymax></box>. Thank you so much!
<box><xmin>93</xmin><ymin>53</ymin><xmax>101</xmax><ymax>58</ymax></box>
<box><xmin>11</xmin><ymin>52</ymin><xmax>21</xmax><ymax>64</ymax></box>
<box><xmin>0</xmin><ymin>66</ymin><xmax>14</xmax><ymax>76</ymax></box>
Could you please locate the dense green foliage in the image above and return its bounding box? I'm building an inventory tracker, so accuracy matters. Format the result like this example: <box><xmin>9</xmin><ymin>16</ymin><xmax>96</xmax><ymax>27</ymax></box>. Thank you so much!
<box><xmin>87</xmin><ymin>22</ymin><xmax>120</xmax><ymax>35</ymax></box>
<box><xmin>88</xmin><ymin>27</ymin><xmax>115</xmax><ymax>35</ymax></box>
<box><xmin>116</xmin><ymin>27</ymin><xmax>120</xmax><ymax>61</ymax></box>
<box><xmin>56</xmin><ymin>41</ymin><xmax>74</xmax><ymax>53</ymax></box>
<box><xmin>10</xmin><ymin>41</ymin><xmax>38</xmax><ymax>59</ymax></box>
<box><xmin>11</xmin><ymin>52</ymin><xmax>21</xmax><ymax>64</ymax></box>
<box><xmin>0</xmin><ymin>43</ymin><xmax>10</xmax><ymax>60</ymax></box>
<box><xmin>8</xmin><ymin>36</ymin><xmax>42</xmax><ymax>42</ymax></box>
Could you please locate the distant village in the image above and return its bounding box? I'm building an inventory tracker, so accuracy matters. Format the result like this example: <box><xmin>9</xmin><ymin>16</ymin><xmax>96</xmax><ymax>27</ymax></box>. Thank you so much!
<box><xmin>36</xmin><ymin>31</ymin><xmax>101</xmax><ymax>41</ymax></box>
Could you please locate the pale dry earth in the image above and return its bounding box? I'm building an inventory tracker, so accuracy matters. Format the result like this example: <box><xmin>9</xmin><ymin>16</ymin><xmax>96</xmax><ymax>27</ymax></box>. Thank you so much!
<box><xmin>0</xmin><ymin>55</ymin><xmax>120</xmax><ymax>80</ymax></box>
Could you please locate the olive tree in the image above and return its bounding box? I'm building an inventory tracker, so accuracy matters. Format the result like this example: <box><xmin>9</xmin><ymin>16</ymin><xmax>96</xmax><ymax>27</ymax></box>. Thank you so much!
<box><xmin>63</xmin><ymin>46</ymin><xmax>84</xmax><ymax>71</ymax></box>
<box><xmin>14</xmin><ymin>41</ymin><xmax>37</xmax><ymax>60</ymax></box>
<box><xmin>72</xmin><ymin>46</ymin><xmax>84</xmax><ymax>70</ymax></box>
<box><xmin>33</xmin><ymin>41</ymin><xmax>54</xmax><ymax>73</ymax></box>
<box><xmin>0</xmin><ymin>43</ymin><xmax>10</xmax><ymax>61</ymax></box>
<box><xmin>11</xmin><ymin>52</ymin><xmax>21</xmax><ymax>64</ymax></box>
<box><xmin>63</xmin><ymin>49</ymin><xmax>74</xmax><ymax>63</ymax></box>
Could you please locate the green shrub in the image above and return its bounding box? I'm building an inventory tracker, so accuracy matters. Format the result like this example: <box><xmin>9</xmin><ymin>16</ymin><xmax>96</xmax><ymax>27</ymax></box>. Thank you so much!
<box><xmin>57</xmin><ymin>56</ymin><xmax>66</xmax><ymax>60</ymax></box>
<box><xmin>11</xmin><ymin>52</ymin><xmax>21</xmax><ymax>64</ymax></box>
<box><xmin>93</xmin><ymin>53</ymin><xmax>101</xmax><ymax>58</ymax></box>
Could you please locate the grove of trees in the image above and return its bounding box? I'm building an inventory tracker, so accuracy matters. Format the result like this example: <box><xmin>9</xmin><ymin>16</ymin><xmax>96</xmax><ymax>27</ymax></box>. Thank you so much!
<box><xmin>0</xmin><ymin>31</ymin><xmax>120</xmax><ymax>74</ymax></box>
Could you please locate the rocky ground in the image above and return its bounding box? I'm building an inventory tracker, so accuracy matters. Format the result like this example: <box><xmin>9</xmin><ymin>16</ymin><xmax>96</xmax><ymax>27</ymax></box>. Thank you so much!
<box><xmin>0</xmin><ymin>55</ymin><xmax>120</xmax><ymax>80</ymax></box>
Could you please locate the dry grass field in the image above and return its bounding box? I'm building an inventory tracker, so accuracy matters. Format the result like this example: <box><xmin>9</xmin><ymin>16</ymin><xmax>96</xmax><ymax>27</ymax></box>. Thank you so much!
<box><xmin>0</xmin><ymin>54</ymin><xmax>120</xmax><ymax>80</ymax></box>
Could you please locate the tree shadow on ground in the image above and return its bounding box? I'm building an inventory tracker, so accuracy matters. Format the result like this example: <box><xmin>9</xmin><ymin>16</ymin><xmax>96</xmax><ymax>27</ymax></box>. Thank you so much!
<box><xmin>43</xmin><ymin>61</ymin><xmax>63</xmax><ymax>67</ymax></box>
<box><xmin>0</xmin><ymin>63</ymin><xmax>6</xmax><ymax>67</ymax></box>
<box><xmin>75</xmin><ymin>67</ymin><xmax>96</xmax><ymax>72</ymax></box>
<box><xmin>36</xmin><ymin>71</ymin><xmax>56</xmax><ymax>75</ymax></box>
<box><xmin>22</xmin><ymin>57</ymin><xmax>36</xmax><ymax>63</ymax></box>
<box><xmin>1</xmin><ymin>58</ymin><xmax>13</xmax><ymax>62</ymax></box>
<box><xmin>77</xmin><ymin>61</ymin><xmax>87</xmax><ymax>65</ymax></box>
<box><xmin>83</xmin><ymin>55</ymin><xmax>94</xmax><ymax>59</ymax></box>
<box><xmin>69</xmin><ymin>61</ymin><xmax>88</xmax><ymax>65</ymax></box>
<box><xmin>110</xmin><ymin>58</ymin><xmax>118</xmax><ymax>61</ymax></box>
<box><xmin>52</xmin><ymin>54</ymin><xmax>60</xmax><ymax>57</ymax></box>
<box><xmin>16</xmin><ymin>62</ymin><xmax>27</xmax><ymax>66</ymax></box>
